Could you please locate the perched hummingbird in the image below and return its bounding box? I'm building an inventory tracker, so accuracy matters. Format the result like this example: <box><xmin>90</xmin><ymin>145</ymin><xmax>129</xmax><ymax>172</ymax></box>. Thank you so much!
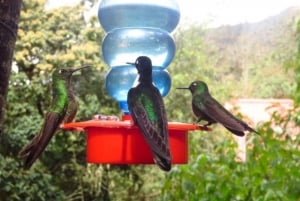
<box><xmin>177</xmin><ymin>81</ymin><xmax>259</xmax><ymax>136</ymax></box>
<box><xmin>127</xmin><ymin>56</ymin><xmax>172</xmax><ymax>171</ymax></box>
<box><xmin>19</xmin><ymin>66</ymin><xmax>90</xmax><ymax>169</ymax></box>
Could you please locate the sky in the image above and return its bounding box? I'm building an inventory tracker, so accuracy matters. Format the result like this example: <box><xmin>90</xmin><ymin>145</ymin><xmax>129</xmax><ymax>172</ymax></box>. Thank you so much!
<box><xmin>178</xmin><ymin>0</ymin><xmax>300</xmax><ymax>26</ymax></box>
<box><xmin>48</xmin><ymin>0</ymin><xmax>300</xmax><ymax>27</ymax></box>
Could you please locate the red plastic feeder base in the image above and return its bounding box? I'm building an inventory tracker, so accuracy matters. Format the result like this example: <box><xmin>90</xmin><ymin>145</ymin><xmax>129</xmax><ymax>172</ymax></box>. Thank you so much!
<box><xmin>62</xmin><ymin>115</ymin><xmax>208</xmax><ymax>165</ymax></box>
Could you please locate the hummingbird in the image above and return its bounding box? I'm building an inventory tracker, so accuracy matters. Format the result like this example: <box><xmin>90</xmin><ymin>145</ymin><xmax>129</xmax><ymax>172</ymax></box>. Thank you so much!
<box><xmin>177</xmin><ymin>81</ymin><xmax>259</xmax><ymax>137</ymax></box>
<box><xmin>19</xmin><ymin>65</ymin><xmax>90</xmax><ymax>169</ymax></box>
<box><xmin>127</xmin><ymin>56</ymin><xmax>172</xmax><ymax>171</ymax></box>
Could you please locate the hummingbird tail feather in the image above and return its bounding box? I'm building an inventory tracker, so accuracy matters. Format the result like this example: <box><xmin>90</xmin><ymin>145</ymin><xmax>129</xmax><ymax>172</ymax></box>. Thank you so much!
<box><xmin>20</xmin><ymin>112</ymin><xmax>61</xmax><ymax>169</ymax></box>
<box><xmin>245</xmin><ymin>125</ymin><xmax>260</xmax><ymax>135</ymax></box>
<box><xmin>224</xmin><ymin>127</ymin><xmax>245</xmax><ymax>137</ymax></box>
<box><xmin>153</xmin><ymin>153</ymin><xmax>171</xmax><ymax>172</ymax></box>
<box><xmin>23</xmin><ymin>151</ymin><xmax>39</xmax><ymax>170</ymax></box>
<box><xmin>22</xmin><ymin>132</ymin><xmax>55</xmax><ymax>170</ymax></box>
<box><xmin>18</xmin><ymin>134</ymin><xmax>40</xmax><ymax>158</ymax></box>
<box><xmin>18</xmin><ymin>135</ymin><xmax>43</xmax><ymax>169</ymax></box>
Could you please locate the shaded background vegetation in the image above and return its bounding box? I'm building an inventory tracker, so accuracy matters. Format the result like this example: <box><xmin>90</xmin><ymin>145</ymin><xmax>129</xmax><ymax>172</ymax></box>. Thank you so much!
<box><xmin>0</xmin><ymin>0</ymin><xmax>300</xmax><ymax>200</ymax></box>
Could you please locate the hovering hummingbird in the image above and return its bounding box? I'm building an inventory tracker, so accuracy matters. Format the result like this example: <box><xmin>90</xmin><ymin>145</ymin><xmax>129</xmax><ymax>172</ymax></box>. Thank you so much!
<box><xmin>19</xmin><ymin>65</ymin><xmax>90</xmax><ymax>169</ymax></box>
<box><xmin>127</xmin><ymin>56</ymin><xmax>172</xmax><ymax>171</ymax></box>
<box><xmin>177</xmin><ymin>81</ymin><xmax>259</xmax><ymax>137</ymax></box>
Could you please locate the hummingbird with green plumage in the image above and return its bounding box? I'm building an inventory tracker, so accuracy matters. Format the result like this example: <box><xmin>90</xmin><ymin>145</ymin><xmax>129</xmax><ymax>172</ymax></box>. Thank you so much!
<box><xmin>127</xmin><ymin>56</ymin><xmax>171</xmax><ymax>171</ymax></box>
<box><xmin>19</xmin><ymin>65</ymin><xmax>90</xmax><ymax>170</ymax></box>
<box><xmin>177</xmin><ymin>81</ymin><xmax>259</xmax><ymax>137</ymax></box>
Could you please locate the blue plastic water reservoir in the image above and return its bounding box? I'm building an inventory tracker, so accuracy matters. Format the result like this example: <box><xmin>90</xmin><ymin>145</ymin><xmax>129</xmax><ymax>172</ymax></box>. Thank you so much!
<box><xmin>99</xmin><ymin>0</ymin><xmax>180</xmax><ymax>113</ymax></box>
<box><xmin>98</xmin><ymin>0</ymin><xmax>180</xmax><ymax>33</ymax></box>
<box><xmin>105</xmin><ymin>66</ymin><xmax>171</xmax><ymax>113</ymax></box>
<box><xmin>102</xmin><ymin>28</ymin><xmax>176</xmax><ymax>68</ymax></box>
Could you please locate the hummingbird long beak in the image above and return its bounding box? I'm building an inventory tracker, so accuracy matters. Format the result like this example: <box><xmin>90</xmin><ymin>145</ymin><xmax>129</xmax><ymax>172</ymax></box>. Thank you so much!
<box><xmin>126</xmin><ymin>62</ymin><xmax>135</xmax><ymax>65</ymax></box>
<box><xmin>70</xmin><ymin>65</ymin><xmax>91</xmax><ymax>73</ymax></box>
<box><xmin>176</xmin><ymin>87</ymin><xmax>190</xmax><ymax>90</ymax></box>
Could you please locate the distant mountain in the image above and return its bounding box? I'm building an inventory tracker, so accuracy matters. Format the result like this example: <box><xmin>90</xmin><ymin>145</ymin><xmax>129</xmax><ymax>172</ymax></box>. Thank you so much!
<box><xmin>172</xmin><ymin>7</ymin><xmax>299</xmax><ymax>98</ymax></box>
<box><xmin>189</xmin><ymin>6</ymin><xmax>300</xmax><ymax>98</ymax></box>
<box><xmin>202</xmin><ymin>6</ymin><xmax>300</xmax><ymax>68</ymax></box>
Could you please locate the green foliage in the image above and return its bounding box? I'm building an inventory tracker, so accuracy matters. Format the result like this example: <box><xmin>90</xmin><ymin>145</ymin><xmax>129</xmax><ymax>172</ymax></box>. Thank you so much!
<box><xmin>165</xmin><ymin>26</ymin><xmax>233</xmax><ymax>121</ymax></box>
<box><xmin>162</xmin><ymin>113</ymin><xmax>300</xmax><ymax>201</ymax></box>
<box><xmin>0</xmin><ymin>155</ymin><xmax>64</xmax><ymax>200</ymax></box>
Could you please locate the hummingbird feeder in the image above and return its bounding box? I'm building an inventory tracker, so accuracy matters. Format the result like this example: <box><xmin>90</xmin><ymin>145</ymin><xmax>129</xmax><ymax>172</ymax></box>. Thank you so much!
<box><xmin>62</xmin><ymin>115</ymin><xmax>207</xmax><ymax>164</ymax></box>
<box><xmin>62</xmin><ymin>0</ymin><xmax>209</xmax><ymax>165</ymax></box>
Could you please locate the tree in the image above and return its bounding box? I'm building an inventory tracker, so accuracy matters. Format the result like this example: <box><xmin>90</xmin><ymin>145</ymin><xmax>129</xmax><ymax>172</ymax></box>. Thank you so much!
<box><xmin>0</xmin><ymin>0</ymin><xmax>22</xmax><ymax>140</ymax></box>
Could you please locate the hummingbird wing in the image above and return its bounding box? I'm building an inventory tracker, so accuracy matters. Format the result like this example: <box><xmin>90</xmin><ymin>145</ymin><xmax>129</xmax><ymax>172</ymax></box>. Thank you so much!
<box><xmin>63</xmin><ymin>99</ymin><xmax>78</xmax><ymax>123</ymax></box>
<box><xmin>128</xmin><ymin>86</ymin><xmax>171</xmax><ymax>171</ymax></box>
<box><xmin>195</xmin><ymin>94</ymin><xmax>257</xmax><ymax>136</ymax></box>
<box><xmin>19</xmin><ymin>112</ymin><xmax>63</xmax><ymax>169</ymax></box>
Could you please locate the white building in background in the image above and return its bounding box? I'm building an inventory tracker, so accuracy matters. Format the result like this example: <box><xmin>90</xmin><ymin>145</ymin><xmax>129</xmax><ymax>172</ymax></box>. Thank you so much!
<box><xmin>225</xmin><ymin>99</ymin><xmax>296</xmax><ymax>162</ymax></box>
